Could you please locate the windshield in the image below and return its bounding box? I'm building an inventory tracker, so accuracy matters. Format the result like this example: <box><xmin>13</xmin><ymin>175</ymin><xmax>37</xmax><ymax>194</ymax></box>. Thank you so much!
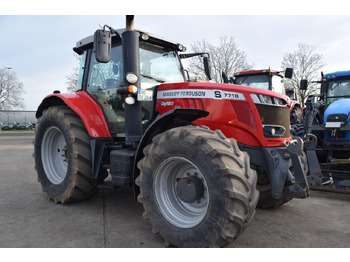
<box><xmin>326</xmin><ymin>77</ymin><xmax>350</xmax><ymax>105</ymax></box>
<box><xmin>235</xmin><ymin>75</ymin><xmax>270</xmax><ymax>90</ymax></box>
<box><xmin>139</xmin><ymin>42</ymin><xmax>185</xmax><ymax>88</ymax></box>
<box><xmin>86</xmin><ymin>42</ymin><xmax>185</xmax><ymax>92</ymax></box>
<box><xmin>235</xmin><ymin>74</ymin><xmax>285</xmax><ymax>94</ymax></box>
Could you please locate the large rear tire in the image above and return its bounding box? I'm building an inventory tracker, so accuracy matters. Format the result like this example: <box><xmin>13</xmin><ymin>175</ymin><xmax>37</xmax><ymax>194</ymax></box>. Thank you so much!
<box><xmin>136</xmin><ymin>126</ymin><xmax>259</xmax><ymax>247</ymax></box>
<box><xmin>34</xmin><ymin>106</ymin><xmax>96</xmax><ymax>203</ymax></box>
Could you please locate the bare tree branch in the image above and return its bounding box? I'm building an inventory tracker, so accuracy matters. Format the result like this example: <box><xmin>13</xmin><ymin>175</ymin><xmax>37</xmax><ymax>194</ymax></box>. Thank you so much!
<box><xmin>0</xmin><ymin>68</ymin><xmax>25</xmax><ymax>110</ymax></box>
<box><xmin>281</xmin><ymin>43</ymin><xmax>326</xmax><ymax>107</ymax></box>
<box><xmin>188</xmin><ymin>36</ymin><xmax>254</xmax><ymax>83</ymax></box>
<box><xmin>66</xmin><ymin>53</ymin><xmax>81</xmax><ymax>93</ymax></box>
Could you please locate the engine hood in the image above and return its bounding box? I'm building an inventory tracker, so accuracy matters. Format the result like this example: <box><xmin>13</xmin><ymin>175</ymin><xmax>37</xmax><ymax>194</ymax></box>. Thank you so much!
<box><xmin>324</xmin><ymin>98</ymin><xmax>350</xmax><ymax>123</ymax></box>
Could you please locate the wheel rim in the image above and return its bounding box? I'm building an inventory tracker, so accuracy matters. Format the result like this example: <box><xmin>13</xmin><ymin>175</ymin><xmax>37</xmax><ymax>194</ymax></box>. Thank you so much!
<box><xmin>41</xmin><ymin>126</ymin><xmax>68</xmax><ymax>184</ymax></box>
<box><xmin>154</xmin><ymin>157</ymin><xmax>209</xmax><ymax>228</ymax></box>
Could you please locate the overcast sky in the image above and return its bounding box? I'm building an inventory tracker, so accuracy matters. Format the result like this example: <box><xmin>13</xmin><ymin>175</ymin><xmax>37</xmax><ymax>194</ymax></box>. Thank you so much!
<box><xmin>1</xmin><ymin>2</ymin><xmax>350</xmax><ymax>110</ymax></box>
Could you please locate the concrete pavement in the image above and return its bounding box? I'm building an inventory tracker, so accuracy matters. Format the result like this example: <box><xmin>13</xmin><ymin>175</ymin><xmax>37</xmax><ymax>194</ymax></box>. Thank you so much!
<box><xmin>0</xmin><ymin>133</ymin><xmax>349</xmax><ymax>248</ymax></box>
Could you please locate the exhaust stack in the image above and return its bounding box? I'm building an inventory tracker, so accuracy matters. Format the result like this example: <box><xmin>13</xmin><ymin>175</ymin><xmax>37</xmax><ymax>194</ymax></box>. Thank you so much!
<box><xmin>126</xmin><ymin>15</ymin><xmax>135</xmax><ymax>31</ymax></box>
<box><xmin>122</xmin><ymin>15</ymin><xmax>142</xmax><ymax>146</ymax></box>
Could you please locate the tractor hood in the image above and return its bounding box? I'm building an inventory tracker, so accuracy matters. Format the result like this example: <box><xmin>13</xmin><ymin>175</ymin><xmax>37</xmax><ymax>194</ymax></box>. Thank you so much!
<box><xmin>324</xmin><ymin>98</ymin><xmax>350</xmax><ymax>124</ymax></box>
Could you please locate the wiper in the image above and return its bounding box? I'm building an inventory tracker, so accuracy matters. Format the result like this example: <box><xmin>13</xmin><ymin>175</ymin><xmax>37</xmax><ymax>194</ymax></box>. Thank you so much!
<box><xmin>141</xmin><ymin>74</ymin><xmax>166</xmax><ymax>83</ymax></box>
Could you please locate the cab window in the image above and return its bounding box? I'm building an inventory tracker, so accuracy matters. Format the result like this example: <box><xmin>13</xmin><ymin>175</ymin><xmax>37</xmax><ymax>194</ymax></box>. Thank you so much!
<box><xmin>86</xmin><ymin>44</ymin><xmax>125</xmax><ymax>135</ymax></box>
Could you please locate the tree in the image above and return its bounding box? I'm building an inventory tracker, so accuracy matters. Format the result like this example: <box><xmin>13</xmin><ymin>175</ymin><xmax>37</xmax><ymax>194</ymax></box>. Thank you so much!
<box><xmin>0</xmin><ymin>68</ymin><xmax>25</xmax><ymax>110</ymax></box>
<box><xmin>281</xmin><ymin>43</ymin><xmax>326</xmax><ymax>107</ymax></box>
<box><xmin>66</xmin><ymin>54</ymin><xmax>81</xmax><ymax>93</ymax></box>
<box><xmin>187</xmin><ymin>36</ymin><xmax>254</xmax><ymax>83</ymax></box>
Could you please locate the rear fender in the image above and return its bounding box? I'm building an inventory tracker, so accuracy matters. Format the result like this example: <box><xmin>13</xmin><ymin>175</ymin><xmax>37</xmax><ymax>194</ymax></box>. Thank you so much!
<box><xmin>36</xmin><ymin>91</ymin><xmax>111</xmax><ymax>138</ymax></box>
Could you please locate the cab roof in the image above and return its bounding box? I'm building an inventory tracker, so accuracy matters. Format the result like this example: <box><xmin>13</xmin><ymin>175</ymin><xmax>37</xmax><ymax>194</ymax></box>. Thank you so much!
<box><xmin>234</xmin><ymin>69</ymin><xmax>281</xmax><ymax>76</ymax></box>
<box><xmin>73</xmin><ymin>28</ymin><xmax>187</xmax><ymax>55</ymax></box>
<box><xmin>325</xmin><ymin>70</ymin><xmax>350</xmax><ymax>79</ymax></box>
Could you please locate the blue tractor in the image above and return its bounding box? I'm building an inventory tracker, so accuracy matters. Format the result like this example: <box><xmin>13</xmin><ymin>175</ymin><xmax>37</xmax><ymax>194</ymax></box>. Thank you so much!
<box><xmin>301</xmin><ymin>70</ymin><xmax>350</xmax><ymax>193</ymax></box>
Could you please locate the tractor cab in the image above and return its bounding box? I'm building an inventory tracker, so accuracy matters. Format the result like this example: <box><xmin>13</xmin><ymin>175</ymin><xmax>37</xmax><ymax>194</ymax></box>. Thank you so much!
<box><xmin>73</xmin><ymin>28</ymin><xmax>211</xmax><ymax>138</ymax></box>
<box><xmin>233</xmin><ymin>68</ymin><xmax>292</xmax><ymax>95</ymax></box>
<box><xmin>73</xmin><ymin>30</ymin><xmax>187</xmax><ymax>136</ymax></box>
<box><xmin>324</xmin><ymin>71</ymin><xmax>350</xmax><ymax>106</ymax></box>
<box><xmin>233</xmin><ymin>68</ymin><xmax>302</xmax><ymax>124</ymax></box>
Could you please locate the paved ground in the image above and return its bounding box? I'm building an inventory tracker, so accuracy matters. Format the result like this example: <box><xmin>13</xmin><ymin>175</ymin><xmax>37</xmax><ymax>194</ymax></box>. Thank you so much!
<box><xmin>0</xmin><ymin>133</ymin><xmax>349</xmax><ymax>248</ymax></box>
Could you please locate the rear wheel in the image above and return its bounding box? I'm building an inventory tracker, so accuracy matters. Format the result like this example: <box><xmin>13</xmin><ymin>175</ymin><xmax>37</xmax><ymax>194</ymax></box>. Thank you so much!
<box><xmin>34</xmin><ymin>106</ymin><xmax>96</xmax><ymax>203</ymax></box>
<box><xmin>136</xmin><ymin>125</ymin><xmax>259</xmax><ymax>247</ymax></box>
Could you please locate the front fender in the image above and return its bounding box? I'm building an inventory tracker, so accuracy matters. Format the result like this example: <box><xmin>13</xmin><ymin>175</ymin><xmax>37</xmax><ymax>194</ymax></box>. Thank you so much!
<box><xmin>290</xmin><ymin>100</ymin><xmax>299</xmax><ymax>112</ymax></box>
<box><xmin>36</xmin><ymin>91</ymin><xmax>111</xmax><ymax>138</ymax></box>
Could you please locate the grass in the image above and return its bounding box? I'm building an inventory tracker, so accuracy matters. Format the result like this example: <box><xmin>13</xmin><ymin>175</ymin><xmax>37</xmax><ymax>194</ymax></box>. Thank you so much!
<box><xmin>0</xmin><ymin>129</ymin><xmax>35</xmax><ymax>134</ymax></box>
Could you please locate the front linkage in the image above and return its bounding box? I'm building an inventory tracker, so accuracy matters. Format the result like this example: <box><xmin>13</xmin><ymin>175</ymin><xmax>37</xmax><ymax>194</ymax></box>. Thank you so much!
<box><xmin>241</xmin><ymin>134</ymin><xmax>322</xmax><ymax>204</ymax></box>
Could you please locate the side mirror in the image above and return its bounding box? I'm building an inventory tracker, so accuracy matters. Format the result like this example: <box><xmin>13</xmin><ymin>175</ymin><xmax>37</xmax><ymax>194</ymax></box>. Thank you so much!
<box><xmin>222</xmin><ymin>71</ymin><xmax>229</xmax><ymax>83</ymax></box>
<box><xmin>284</xmin><ymin>68</ymin><xmax>293</xmax><ymax>79</ymax></box>
<box><xmin>94</xmin><ymin>29</ymin><xmax>111</xmax><ymax>63</ymax></box>
<box><xmin>300</xmin><ymin>79</ymin><xmax>308</xmax><ymax>90</ymax></box>
<box><xmin>203</xmin><ymin>56</ymin><xmax>212</xmax><ymax>81</ymax></box>
<box><xmin>320</xmin><ymin>80</ymin><xmax>328</xmax><ymax>95</ymax></box>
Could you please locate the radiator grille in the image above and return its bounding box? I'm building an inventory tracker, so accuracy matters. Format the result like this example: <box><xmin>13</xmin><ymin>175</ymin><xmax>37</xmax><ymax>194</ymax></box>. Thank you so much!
<box><xmin>255</xmin><ymin>104</ymin><xmax>290</xmax><ymax>138</ymax></box>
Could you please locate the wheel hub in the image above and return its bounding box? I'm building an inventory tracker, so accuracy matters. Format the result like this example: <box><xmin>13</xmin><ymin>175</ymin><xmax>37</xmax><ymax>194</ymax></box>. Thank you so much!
<box><xmin>176</xmin><ymin>176</ymin><xmax>204</xmax><ymax>203</ymax></box>
<box><xmin>41</xmin><ymin>126</ymin><xmax>68</xmax><ymax>185</ymax></box>
<box><xmin>154</xmin><ymin>156</ymin><xmax>209</xmax><ymax>228</ymax></box>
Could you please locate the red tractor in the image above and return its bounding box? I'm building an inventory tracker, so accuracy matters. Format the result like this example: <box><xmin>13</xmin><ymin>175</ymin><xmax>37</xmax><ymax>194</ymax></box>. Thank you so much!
<box><xmin>34</xmin><ymin>16</ymin><xmax>321</xmax><ymax>247</ymax></box>
<box><xmin>231</xmin><ymin>69</ymin><xmax>303</xmax><ymax>125</ymax></box>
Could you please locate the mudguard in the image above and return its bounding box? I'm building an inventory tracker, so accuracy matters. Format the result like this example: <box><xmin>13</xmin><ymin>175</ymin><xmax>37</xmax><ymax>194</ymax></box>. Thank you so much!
<box><xmin>36</xmin><ymin>91</ymin><xmax>112</xmax><ymax>138</ymax></box>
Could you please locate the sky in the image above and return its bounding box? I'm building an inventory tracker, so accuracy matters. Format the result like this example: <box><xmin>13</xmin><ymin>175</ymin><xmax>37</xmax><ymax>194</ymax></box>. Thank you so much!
<box><xmin>1</xmin><ymin>1</ymin><xmax>350</xmax><ymax>111</ymax></box>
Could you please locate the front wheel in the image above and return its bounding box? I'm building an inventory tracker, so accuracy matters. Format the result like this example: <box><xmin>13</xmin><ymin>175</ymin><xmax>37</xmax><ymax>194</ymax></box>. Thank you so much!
<box><xmin>136</xmin><ymin>126</ymin><xmax>259</xmax><ymax>247</ymax></box>
<box><xmin>290</xmin><ymin>107</ymin><xmax>302</xmax><ymax>125</ymax></box>
<box><xmin>34</xmin><ymin>106</ymin><xmax>97</xmax><ymax>203</ymax></box>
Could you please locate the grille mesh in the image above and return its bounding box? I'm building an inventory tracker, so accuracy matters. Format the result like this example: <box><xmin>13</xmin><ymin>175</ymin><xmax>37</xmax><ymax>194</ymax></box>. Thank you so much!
<box><xmin>255</xmin><ymin>104</ymin><xmax>290</xmax><ymax>138</ymax></box>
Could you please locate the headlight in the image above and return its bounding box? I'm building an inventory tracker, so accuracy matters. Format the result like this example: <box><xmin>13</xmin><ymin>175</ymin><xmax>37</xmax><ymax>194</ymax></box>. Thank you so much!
<box><xmin>125</xmin><ymin>95</ymin><xmax>135</xmax><ymax>105</ymax></box>
<box><xmin>261</xmin><ymin>95</ymin><xmax>273</xmax><ymax>104</ymax></box>
<box><xmin>250</xmin><ymin>94</ymin><xmax>287</xmax><ymax>106</ymax></box>
<box><xmin>141</xmin><ymin>33</ymin><xmax>149</xmax><ymax>41</ymax></box>
<box><xmin>126</xmin><ymin>73</ymin><xmax>138</xmax><ymax>84</ymax></box>
<box><xmin>263</xmin><ymin>125</ymin><xmax>286</xmax><ymax>137</ymax></box>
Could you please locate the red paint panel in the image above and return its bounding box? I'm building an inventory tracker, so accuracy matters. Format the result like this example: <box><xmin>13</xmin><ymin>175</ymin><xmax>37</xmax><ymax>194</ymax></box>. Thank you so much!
<box><xmin>39</xmin><ymin>91</ymin><xmax>111</xmax><ymax>138</ymax></box>
<box><xmin>156</xmin><ymin>82</ymin><xmax>290</xmax><ymax>147</ymax></box>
